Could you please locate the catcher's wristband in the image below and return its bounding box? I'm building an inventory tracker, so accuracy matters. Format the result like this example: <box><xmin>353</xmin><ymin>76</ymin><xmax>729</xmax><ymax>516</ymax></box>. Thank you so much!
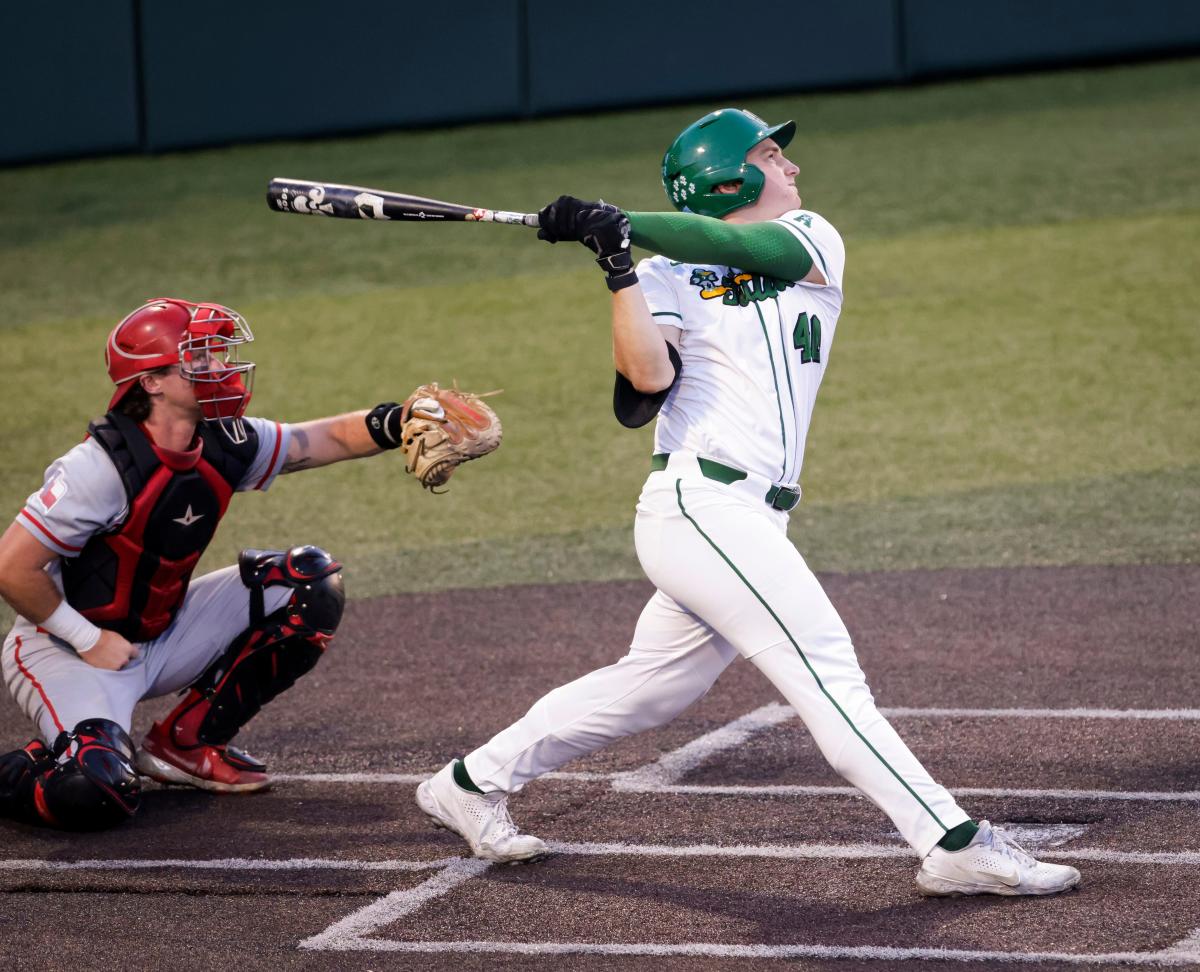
<box><xmin>597</xmin><ymin>252</ymin><xmax>638</xmax><ymax>292</ymax></box>
<box><xmin>365</xmin><ymin>402</ymin><xmax>403</xmax><ymax>450</ymax></box>
<box><xmin>41</xmin><ymin>600</ymin><xmax>102</xmax><ymax>654</ymax></box>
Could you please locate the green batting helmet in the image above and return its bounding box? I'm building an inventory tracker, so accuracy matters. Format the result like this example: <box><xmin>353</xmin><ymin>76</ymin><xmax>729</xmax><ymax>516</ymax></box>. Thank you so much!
<box><xmin>662</xmin><ymin>108</ymin><xmax>796</xmax><ymax>218</ymax></box>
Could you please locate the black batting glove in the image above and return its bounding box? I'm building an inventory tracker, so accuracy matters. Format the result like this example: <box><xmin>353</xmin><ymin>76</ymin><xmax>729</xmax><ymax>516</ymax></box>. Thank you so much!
<box><xmin>580</xmin><ymin>208</ymin><xmax>638</xmax><ymax>292</ymax></box>
<box><xmin>538</xmin><ymin>194</ymin><xmax>596</xmax><ymax>243</ymax></box>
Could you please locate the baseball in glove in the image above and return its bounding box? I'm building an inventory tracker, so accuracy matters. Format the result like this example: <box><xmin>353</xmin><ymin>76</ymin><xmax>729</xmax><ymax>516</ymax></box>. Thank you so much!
<box><xmin>388</xmin><ymin>383</ymin><xmax>502</xmax><ymax>491</ymax></box>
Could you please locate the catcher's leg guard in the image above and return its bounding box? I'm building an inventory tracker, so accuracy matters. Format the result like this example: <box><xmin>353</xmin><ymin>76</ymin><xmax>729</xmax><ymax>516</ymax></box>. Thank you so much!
<box><xmin>1</xmin><ymin>720</ymin><xmax>141</xmax><ymax>830</ymax></box>
<box><xmin>0</xmin><ymin>739</ymin><xmax>55</xmax><ymax>825</ymax></box>
<box><xmin>137</xmin><ymin>546</ymin><xmax>344</xmax><ymax>793</ymax></box>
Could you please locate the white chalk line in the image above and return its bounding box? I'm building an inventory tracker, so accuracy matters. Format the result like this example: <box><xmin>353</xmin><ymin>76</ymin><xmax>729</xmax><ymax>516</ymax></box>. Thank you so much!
<box><xmin>274</xmin><ymin>701</ymin><xmax>1200</xmax><ymax>802</ymax></box>
<box><xmin>5</xmin><ymin>836</ymin><xmax>1198</xmax><ymax>874</ymax></box>
<box><xmin>545</xmin><ymin>841</ymin><xmax>1200</xmax><ymax>866</ymax></box>
<box><xmin>12</xmin><ymin>842</ymin><xmax>1187</xmax><ymax>962</ymax></box>
<box><xmin>4</xmin><ymin>838</ymin><xmax>1194</xmax><ymax>962</ymax></box>
<box><xmin>619</xmin><ymin>702</ymin><xmax>1200</xmax><ymax>792</ymax></box>
<box><xmin>18</xmin><ymin>701</ymin><xmax>1197</xmax><ymax>964</ymax></box>
<box><xmin>268</xmin><ymin>772</ymin><xmax>1200</xmax><ymax>803</ymax></box>
<box><xmin>629</xmin><ymin>782</ymin><xmax>1200</xmax><ymax>802</ymax></box>
<box><xmin>271</xmin><ymin>770</ymin><xmax>608</xmax><ymax>785</ymax></box>
<box><xmin>1162</xmin><ymin>926</ymin><xmax>1200</xmax><ymax>960</ymax></box>
<box><xmin>299</xmin><ymin>936</ymin><xmax>1200</xmax><ymax>965</ymax></box>
<box><xmin>881</xmin><ymin>706</ymin><xmax>1200</xmax><ymax>721</ymax></box>
<box><xmin>615</xmin><ymin>703</ymin><xmax>797</xmax><ymax>789</ymax></box>
<box><xmin>300</xmin><ymin>857</ymin><xmax>489</xmax><ymax>950</ymax></box>
<box><xmin>279</xmin><ymin>846</ymin><xmax>1200</xmax><ymax>965</ymax></box>
<box><xmin>0</xmin><ymin>856</ymin><xmax>459</xmax><ymax>873</ymax></box>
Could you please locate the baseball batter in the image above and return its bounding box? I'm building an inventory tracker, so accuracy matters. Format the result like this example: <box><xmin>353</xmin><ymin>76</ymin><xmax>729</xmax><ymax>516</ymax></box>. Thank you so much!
<box><xmin>417</xmin><ymin>109</ymin><xmax>1081</xmax><ymax>897</ymax></box>
<box><xmin>0</xmin><ymin>298</ymin><xmax>500</xmax><ymax>830</ymax></box>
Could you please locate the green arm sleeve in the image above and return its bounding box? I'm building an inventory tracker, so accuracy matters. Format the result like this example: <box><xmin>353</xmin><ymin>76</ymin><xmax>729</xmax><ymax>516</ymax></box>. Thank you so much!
<box><xmin>626</xmin><ymin>211</ymin><xmax>813</xmax><ymax>281</ymax></box>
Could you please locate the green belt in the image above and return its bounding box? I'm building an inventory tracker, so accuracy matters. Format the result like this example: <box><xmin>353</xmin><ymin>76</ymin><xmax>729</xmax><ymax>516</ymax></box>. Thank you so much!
<box><xmin>650</xmin><ymin>453</ymin><xmax>802</xmax><ymax>512</ymax></box>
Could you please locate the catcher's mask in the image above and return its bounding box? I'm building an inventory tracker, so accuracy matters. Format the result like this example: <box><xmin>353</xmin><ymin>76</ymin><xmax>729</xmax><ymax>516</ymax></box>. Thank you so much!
<box><xmin>105</xmin><ymin>298</ymin><xmax>256</xmax><ymax>443</ymax></box>
<box><xmin>662</xmin><ymin>108</ymin><xmax>796</xmax><ymax>219</ymax></box>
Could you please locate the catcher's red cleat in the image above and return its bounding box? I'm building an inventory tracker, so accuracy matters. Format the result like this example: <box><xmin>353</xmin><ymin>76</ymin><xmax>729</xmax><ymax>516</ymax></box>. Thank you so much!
<box><xmin>135</xmin><ymin>719</ymin><xmax>271</xmax><ymax>794</ymax></box>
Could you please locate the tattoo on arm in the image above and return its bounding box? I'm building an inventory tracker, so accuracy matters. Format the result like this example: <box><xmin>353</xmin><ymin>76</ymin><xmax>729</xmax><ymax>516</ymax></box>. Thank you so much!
<box><xmin>281</xmin><ymin>428</ymin><xmax>315</xmax><ymax>473</ymax></box>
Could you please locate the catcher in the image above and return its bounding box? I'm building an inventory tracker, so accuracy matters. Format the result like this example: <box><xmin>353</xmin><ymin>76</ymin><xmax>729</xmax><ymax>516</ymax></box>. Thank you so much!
<box><xmin>0</xmin><ymin>297</ymin><xmax>500</xmax><ymax>830</ymax></box>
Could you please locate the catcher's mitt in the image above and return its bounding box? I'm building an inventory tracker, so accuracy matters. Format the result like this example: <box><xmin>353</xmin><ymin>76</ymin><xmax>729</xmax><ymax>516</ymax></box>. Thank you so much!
<box><xmin>399</xmin><ymin>383</ymin><xmax>502</xmax><ymax>491</ymax></box>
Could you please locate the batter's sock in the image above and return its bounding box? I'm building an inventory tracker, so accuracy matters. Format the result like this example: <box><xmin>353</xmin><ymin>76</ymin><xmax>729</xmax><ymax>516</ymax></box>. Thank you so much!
<box><xmin>453</xmin><ymin>759</ymin><xmax>485</xmax><ymax>794</ymax></box>
<box><xmin>937</xmin><ymin>820</ymin><xmax>979</xmax><ymax>851</ymax></box>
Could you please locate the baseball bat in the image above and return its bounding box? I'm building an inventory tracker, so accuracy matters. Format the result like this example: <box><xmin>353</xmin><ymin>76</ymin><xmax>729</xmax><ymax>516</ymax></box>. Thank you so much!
<box><xmin>266</xmin><ymin>177</ymin><xmax>540</xmax><ymax>227</ymax></box>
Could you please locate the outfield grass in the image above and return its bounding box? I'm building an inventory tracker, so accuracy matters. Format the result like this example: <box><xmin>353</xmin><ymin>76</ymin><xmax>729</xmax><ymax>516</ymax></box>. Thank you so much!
<box><xmin>0</xmin><ymin>58</ymin><xmax>1196</xmax><ymax>612</ymax></box>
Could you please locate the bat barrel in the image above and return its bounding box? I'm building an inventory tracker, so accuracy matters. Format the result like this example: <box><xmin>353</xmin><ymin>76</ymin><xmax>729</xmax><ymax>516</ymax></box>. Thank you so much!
<box><xmin>266</xmin><ymin>177</ymin><xmax>539</xmax><ymax>227</ymax></box>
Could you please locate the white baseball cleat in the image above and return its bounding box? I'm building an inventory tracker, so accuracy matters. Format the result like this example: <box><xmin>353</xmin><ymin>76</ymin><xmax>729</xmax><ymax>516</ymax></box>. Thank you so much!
<box><xmin>916</xmin><ymin>820</ymin><xmax>1082</xmax><ymax>896</ymax></box>
<box><xmin>415</xmin><ymin>760</ymin><xmax>549</xmax><ymax>864</ymax></box>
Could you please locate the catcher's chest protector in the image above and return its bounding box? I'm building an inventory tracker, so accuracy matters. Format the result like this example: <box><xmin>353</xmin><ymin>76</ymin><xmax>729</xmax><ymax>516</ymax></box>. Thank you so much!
<box><xmin>60</xmin><ymin>411</ymin><xmax>258</xmax><ymax>641</ymax></box>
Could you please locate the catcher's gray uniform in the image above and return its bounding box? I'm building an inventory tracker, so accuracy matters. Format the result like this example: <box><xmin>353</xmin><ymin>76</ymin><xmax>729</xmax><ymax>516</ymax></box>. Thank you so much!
<box><xmin>2</xmin><ymin>417</ymin><xmax>290</xmax><ymax>743</ymax></box>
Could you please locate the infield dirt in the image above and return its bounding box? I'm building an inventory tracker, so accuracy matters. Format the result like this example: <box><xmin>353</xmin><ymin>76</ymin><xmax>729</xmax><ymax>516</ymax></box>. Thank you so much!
<box><xmin>1</xmin><ymin>564</ymin><xmax>1197</xmax><ymax>970</ymax></box>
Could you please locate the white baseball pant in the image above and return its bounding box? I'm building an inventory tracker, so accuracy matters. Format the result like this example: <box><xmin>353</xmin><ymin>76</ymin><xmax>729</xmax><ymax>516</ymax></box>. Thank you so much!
<box><xmin>465</xmin><ymin>456</ymin><xmax>970</xmax><ymax>856</ymax></box>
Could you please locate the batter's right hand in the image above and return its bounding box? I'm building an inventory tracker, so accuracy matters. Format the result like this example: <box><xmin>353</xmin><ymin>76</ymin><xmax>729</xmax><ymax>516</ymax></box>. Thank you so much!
<box><xmin>538</xmin><ymin>195</ymin><xmax>619</xmax><ymax>243</ymax></box>
<box><xmin>81</xmin><ymin>630</ymin><xmax>140</xmax><ymax>671</ymax></box>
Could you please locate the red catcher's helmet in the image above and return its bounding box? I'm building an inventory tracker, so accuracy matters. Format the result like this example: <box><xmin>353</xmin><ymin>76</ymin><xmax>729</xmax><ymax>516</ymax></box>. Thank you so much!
<box><xmin>105</xmin><ymin>298</ymin><xmax>256</xmax><ymax>442</ymax></box>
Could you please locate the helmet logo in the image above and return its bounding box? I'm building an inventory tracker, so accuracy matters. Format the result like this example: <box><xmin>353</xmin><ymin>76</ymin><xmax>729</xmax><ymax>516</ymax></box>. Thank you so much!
<box><xmin>670</xmin><ymin>175</ymin><xmax>698</xmax><ymax>203</ymax></box>
<box><xmin>663</xmin><ymin>108</ymin><xmax>794</xmax><ymax>218</ymax></box>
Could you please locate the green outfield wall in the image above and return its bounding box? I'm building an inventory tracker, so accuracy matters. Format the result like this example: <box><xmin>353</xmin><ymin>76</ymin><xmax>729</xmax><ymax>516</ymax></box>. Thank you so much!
<box><xmin>3</xmin><ymin>1</ymin><xmax>141</xmax><ymax>162</ymax></box>
<box><xmin>4</xmin><ymin>0</ymin><xmax>1200</xmax><ymax>164</ymax></box>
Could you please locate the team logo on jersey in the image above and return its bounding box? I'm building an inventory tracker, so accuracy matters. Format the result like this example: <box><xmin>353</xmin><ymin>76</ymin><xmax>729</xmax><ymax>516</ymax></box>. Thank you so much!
<box><xmin>36</xmin><ymin>472</ymin><xmax>68</xmax><ymax>512</ymax></box>
<box><xmin>688</xmin><ymin>268</ymin><xmax>796</xmax><ymax>306</ymax></box>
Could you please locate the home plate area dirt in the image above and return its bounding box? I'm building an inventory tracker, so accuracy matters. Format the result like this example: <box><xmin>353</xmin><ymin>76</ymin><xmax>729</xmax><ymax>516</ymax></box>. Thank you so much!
<box><xmin>1</xmin><ymin>564</ymin><xmax>1198</xmax><ymax>971</ymax></box>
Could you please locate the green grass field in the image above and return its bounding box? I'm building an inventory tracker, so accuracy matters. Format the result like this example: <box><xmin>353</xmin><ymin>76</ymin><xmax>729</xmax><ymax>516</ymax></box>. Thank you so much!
<box><xmin>1</xmin><ymin>58</ymin><xmax>1196</xmax><ymax>618</ymax></box>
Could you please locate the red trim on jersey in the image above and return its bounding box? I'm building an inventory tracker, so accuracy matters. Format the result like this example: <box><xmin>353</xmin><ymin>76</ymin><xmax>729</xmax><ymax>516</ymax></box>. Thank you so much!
<box><xmin>13</xmin><ymin>635</ymin><xmax>65</xmax><ymax>735</ymax></box>
<box><xmin>253</xmin><ymin>421</ymin><xmax>283</xmax><ymax>490</ymax></box>
<box><xmin>18</xmin><ymin>509</ymin><xmax>83</xmax><ymax>553</ymax></box>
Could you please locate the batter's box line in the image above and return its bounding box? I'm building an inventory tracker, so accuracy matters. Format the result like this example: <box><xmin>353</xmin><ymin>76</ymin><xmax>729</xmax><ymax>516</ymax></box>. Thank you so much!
<box><xmin>5</xmin><ymin>839</ymin><xmax>1200</xmax><ymax>874</ymax></box>
<box><xmin>611</xmin><ymin>702</ymin><xmax>1200</xmax><ymax>792</ymax></box>
<box><xmin>267</xmin><ymin>772</ymin><xmax>1200</xmax><ymax>803</ymax></box>
<box><xmin>273</xmin><ymin>701</ymin><xmax>1200</xmax><ymax>803</ymax></box>
<box><xmin>4</xmin><ymin>844</ymin><xmax>1198</xmax><ymax>963</ymax></box>
<box><xmin>297</xmin><ymin>851</ymin><xmax>1200</xmax><ymax>965</ymax></box>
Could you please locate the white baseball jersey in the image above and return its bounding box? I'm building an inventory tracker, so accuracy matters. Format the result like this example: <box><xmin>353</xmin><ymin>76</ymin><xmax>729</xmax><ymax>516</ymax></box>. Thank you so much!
<box><xmin>637</xmin><ymin>208</ymin><xmax>846</xmax><ymax>486</ymax></box>
<box><xmin>465</xmin><ymin>206</ymin><xmax>973</xmax><ymax>858</ymax></box>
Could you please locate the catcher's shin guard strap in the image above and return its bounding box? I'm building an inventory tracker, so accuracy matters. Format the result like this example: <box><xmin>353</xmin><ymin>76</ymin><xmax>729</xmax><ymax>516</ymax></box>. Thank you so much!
<box><xmin>366</xmin><ymin>402</ymin><xmax>403</xmax><ymax>450</ymax></box>
<box><xmin>238</xmin><ymin>545</ymin><xmax>346</xmax><ymax>633</ymax></box>
<box><xmin>175</xmin><ymin>592</ymin><xmax>338</xmax><ymax>748</ymax></box>
<box><xmin>196</xmin><ymin>629</ymin><xmax>325</xmax><ymax>746</ymax></box>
